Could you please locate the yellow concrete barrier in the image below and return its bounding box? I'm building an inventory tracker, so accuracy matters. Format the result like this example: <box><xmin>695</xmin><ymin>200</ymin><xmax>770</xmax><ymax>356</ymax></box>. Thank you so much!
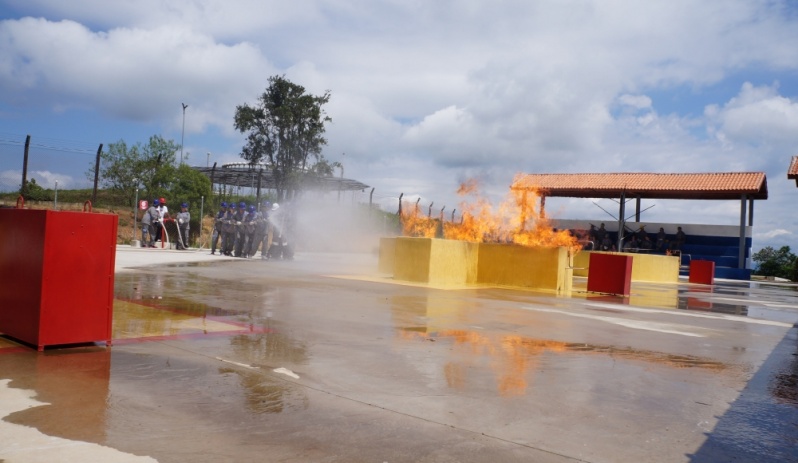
<box><xmin>378</xmin><ymin>237</ymin><xmax>396</xmax><ymax>274</ymax></box>
<box><xmin>477</xmin><ymin>243</ymin><xmax>572</xmax><ymax>293</ymax></box>
<box><xmin>393</xmin><ymin>237</ymin><xmax>479</xmax><ymax>286</ymax></box>
<box><xmin>573</xmin><ymin>251</ymin><xmax>680</xmax><ymax>283</ymax></box>
<box><xmin>381</xmin><ymin>237</ymin><xmax>572</xmax><ymax>293</ymax></box>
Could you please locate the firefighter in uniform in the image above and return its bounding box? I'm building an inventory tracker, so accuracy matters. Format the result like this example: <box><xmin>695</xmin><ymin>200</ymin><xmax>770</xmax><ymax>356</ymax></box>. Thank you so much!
<box><xmin>233</xmin><ymin>202</ymin><xmax>247</xmax><ymax>257</ymax></box>
<box><xmin>222</xmin><ymin>203</ymin><xmax>237</xmax><ymax>256</ymax></box>
<box><xmin>210</xmin><ymin>202</ymin><xmax>227</xmax><ymax>255</ymax></box>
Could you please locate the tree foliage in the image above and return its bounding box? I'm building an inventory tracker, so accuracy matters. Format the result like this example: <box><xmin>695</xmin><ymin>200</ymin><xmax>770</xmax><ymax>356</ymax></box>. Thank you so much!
<box><xmin>752</xmin><ymin>245</ymin><xmax>797</xmax><ymax>280</ymax></box>
<box><xmin>89</xmin><ymin>135</ymin><xmax>180</xmax><ymax>205</ymax></box>
<box><xmin>169</xmin><ymin>163</ymin><xmax>212</xmax><ymax>212</ymax></box>
<box><xmin>234</xmin><ymin>75</ymin><xmax>332</xmax><ymax>200</ymax></box>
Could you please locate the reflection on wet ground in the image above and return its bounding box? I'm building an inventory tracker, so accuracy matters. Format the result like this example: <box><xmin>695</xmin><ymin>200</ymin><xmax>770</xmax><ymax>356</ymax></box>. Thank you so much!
<box><xmin>2</xmin><ymin>257</ymin><xmax>798</xmax><ymax>462</ymax></box>
<box><xmin>398</xmin><ymin>328</ymin><xmax>742</xmax><ymax>397</ymax></box>
<box><xmin>571</xmin><ymin>277</ymin><xmax>798</xmax><ymax>321</ymax></box>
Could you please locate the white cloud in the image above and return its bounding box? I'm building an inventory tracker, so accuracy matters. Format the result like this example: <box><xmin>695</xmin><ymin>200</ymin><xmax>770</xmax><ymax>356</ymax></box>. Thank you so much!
<box><xmin>706</xmin><ymin>82</ymin><xmax>798</xmax><ymax>145</ymax></box>
<box><xmin>618</xmin><ymin>94</ymin><xmax>653</xmax><ymax>110</ymax></box>
<box><xmin>1</xmin><ymin>1</ymin><xmax>798</xmax><ymax>252</ymax></box>
<box><xmin>755</xmin><ymin>228</ymin><xmax>793</xmax><ymax>240</ymax></box>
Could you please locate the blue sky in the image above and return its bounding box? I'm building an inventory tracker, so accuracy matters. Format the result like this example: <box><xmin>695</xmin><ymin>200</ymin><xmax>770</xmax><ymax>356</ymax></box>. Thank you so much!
<box><xmin>1</xmin><ymin>1</ymin><xmax>797</xmax><ymax>252</ymax></box>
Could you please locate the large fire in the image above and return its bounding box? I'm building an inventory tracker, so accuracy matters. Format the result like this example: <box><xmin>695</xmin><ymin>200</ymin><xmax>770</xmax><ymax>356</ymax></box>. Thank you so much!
<box><xmin>400</xmin><ymin>174</ymin><xmax>583</xmax><ymax>251</ymax></box>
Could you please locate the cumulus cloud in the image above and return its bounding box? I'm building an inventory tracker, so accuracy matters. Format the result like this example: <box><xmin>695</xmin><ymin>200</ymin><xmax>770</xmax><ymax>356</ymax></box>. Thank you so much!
<box><xmin>0</xmin><ymin>16</ymin><xmax>273</xmax><ymax>135</ymax></box>
<box><xmin>1</xmin><ymin>1</ymin><xmax>798</xmax><ymax>251</ymax></box>
<box><xmin>706</xmin><ymin>82</ymin><xmax>798</xmax><ymax>145</ymax></box>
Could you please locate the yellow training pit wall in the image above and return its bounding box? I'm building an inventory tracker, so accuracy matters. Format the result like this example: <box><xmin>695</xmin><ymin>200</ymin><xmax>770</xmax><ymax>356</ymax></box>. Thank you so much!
<box><xmin>393</xmin><ymin>237</ymin><xmax>479</xmax><ymax>286</ymax></box>
<box><xmin>378</xmin><ymin>237</ymin><xmax>396</xmax><ymax>274</ymax></box>
<box><xmin>381</xmin><ymin>237</ymin><xmax>572</xmax><ymax>294</ymax></box>
<box><xmin>477</xmin><ymin>243</ymin><xmax>572</xmax><ymax>294</ymax></box>
<box><xmin>573</xmin><ymin>251</ymin><xmax>680</xmax><ymax>283</ymax></box>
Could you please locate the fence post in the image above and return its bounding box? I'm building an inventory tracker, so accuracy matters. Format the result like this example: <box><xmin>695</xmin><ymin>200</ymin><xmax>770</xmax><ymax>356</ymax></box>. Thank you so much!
<box><xmin>397</xmin><ymin>193</ymin><xmax>403</xmax><ymax>216</ymax></box>
<box><xmin>91</xmin><ymin>143</ymin><xmax>103</xmax><ymax>205</ymax></box>
<box><xmin>21</xmin><ymin>135</ymin><xmax>30</xmax><ymax>197</ymax></box>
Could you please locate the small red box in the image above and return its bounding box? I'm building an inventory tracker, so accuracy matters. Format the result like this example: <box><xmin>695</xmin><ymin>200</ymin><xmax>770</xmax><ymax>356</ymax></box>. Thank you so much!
<box><xmin>0</xmin><ymin>209</ymin><xmax>117</xmax><ymax>350</ymax></box>
<box><xmin>689</xmin><ymin>260</ymin><xmax>715</xmax><ymax>285</ymax></box>
<box><xmin>587</xmin><ymin>253</ymin><xmax>633</xmax><ymax>296</ymax></box>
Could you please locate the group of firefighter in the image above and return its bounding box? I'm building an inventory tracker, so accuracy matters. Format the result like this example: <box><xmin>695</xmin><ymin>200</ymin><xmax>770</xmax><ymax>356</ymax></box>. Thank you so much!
<box><xmin>210</xmin><ymin>200</ymin><xmax>293</xmax><ymax>260</ymax></box>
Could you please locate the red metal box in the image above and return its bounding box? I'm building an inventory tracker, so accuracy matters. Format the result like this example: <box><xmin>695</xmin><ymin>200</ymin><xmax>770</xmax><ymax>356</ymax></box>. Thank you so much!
<box><xmin>587</xmin><ymin>253</ymin><xmax>633</xmax><ymax>296</ymax></box>
<box><xmin>0</xmin><ymin>208</ymin><xmax>117</xmax><ymax>350</ymax></box>
<box><xmin>689</xmin><ymin>260</ymin><xmax>715</xmax><ymax>285</ymax></box>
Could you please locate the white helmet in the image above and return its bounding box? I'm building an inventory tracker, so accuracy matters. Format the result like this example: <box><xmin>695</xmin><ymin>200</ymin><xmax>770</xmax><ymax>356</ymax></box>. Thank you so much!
<box><xmin>271</xmin><ymin>203</ymin><xmax>280</xmax><ymax>211</ymax></box>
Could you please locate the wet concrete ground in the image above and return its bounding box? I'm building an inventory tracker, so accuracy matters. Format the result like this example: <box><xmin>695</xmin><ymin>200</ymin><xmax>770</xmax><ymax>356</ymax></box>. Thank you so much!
<box><xmin>2</xmin><ymin>248</ymin><xmax>798</xmax><ymax>462</ymax></box>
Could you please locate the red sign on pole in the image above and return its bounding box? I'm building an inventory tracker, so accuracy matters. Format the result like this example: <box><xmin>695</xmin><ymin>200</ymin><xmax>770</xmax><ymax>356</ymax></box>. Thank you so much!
<box><xmin>139</xmin><ymin>200</ymin><xmax>148</xmax><ymax>211</ymax></box>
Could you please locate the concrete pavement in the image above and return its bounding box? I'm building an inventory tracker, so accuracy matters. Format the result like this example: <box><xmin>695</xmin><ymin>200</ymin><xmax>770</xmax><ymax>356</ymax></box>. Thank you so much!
<box><xmin>1</xmin><ymin>245</ymin><xmax>798</xmax><ymax>462</ymax></box>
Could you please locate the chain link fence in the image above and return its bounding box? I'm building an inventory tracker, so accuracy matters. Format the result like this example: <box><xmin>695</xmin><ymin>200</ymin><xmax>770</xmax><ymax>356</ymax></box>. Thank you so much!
<box><xmin>0</xmin><ymin>132</ymin><xmax>98</xmax><ymax>206</ymax></box>
<box><xmin>1</xmin><ymin>131</ymin><xmax>475</xmax><ymax>248</ymax></box>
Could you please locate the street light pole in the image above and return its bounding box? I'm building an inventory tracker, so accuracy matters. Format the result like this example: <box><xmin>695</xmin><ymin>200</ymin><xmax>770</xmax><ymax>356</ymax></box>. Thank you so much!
<box><xmin>133</xmin><ymin>181</ymin><xmax>139</xmax><ymax>245</ymax></box>
<box><xmin>207</xmin><ymin>152</ymin><xmax>210</xmax><ymax>167</ymax></box>
<box><xmin>180</xmin><ymin>103</ymin><xmax>188</xmax><ymax>164</ymax></box>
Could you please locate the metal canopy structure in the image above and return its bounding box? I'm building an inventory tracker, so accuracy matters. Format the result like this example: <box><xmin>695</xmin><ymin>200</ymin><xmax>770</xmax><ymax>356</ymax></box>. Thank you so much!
<box><xmin>194</xmin><ymin>162</ymin><xmax>370</xmax><ymax>192</ymax></box>
<box><xmin>513</xmin><ymin>172</ymin><xmax>768</xmax><ymax>200</ymax></box>
<box><xmin>789</xmin><ymin>156</ymin><xmax>798</xmax><ymax>187</ymax></box>
<box><xmin>513</xmin><ymin>172</ymin><xmax>769</xmax><ymax>271</ymax></box>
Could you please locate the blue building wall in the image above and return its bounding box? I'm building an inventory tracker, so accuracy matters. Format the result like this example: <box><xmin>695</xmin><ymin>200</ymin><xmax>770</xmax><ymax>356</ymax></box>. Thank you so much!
<box><xmin>552</xmin><ymin>220</ymin><xmax>752</xmax><ymax>280</ymax></box>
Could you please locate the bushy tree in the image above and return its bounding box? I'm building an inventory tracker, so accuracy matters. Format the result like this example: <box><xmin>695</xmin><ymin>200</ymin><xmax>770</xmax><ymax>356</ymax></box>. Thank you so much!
<box><xmin>21</xmin><ymin>178</ymin><xmax>49</xmax><ymax>201</ymax></box>
<box><xmin>89</xmin><ymin>135</ymin><xmax>180</xmax><ymax>205</ymax></box>
<box><xmin>234</xmin><ymin>75</ymin><xmax>332</xmax><ymax>200</ymax></box>
<box><xmin>752</xmin><ymin>245</ymin><xmax>797</xmax><ymax>280</ymax></box>
<box><xmin>168</xmin><ymin>163</ymin><xmax>212</xmax><ymax>212</ymax></box>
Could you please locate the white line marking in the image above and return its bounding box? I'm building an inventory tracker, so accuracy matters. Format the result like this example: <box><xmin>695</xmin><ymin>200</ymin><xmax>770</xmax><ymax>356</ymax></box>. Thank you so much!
<box><xmin>581</xmin><ymin>302</ymin><xmax>794</xmax><ymax>327</ymax></box>
<box><xmin>524</xmin><ymin>306</ymin><xmax>709</xmax><ymax>337</ymax></box>
<box><xmin>273</xmin><ymin>367</ymin><xmax>300</xmax><ymax>379</ymax></box>
<box><xmin>215</xmin><ymin>357</ymin><xmax>258</xmax><ymax>370</ymax></box>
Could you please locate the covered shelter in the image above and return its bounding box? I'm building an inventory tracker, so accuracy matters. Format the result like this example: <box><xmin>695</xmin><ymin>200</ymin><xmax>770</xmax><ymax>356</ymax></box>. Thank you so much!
<box><xmin>788</xmin><ymin>156</ymin><xmax>798</xmax><ymax>187</ymax></box>
<box><xmin>513</xmin><ymin>172</ymin><xmax>769</xmax><ymax>275</ymax></box>
<box><xmin>194</xmin><ymin>162</ymin><xmax>370</xmax><ymax>203</ymax></box>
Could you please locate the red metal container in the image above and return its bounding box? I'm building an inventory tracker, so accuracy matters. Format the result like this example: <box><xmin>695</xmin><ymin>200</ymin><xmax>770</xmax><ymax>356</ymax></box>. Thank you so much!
<box><xmin>689</xmin><ymin>260</ymin><xmax>715</xmax><ymax>285</ymax></box>
<box><xmin>0</xmin><ymin>207</ymin><xmax>117</xmax><ymax>350</ymax></box>
<box><xmin>587</xmin><ymin>253</ymin><xmax>633</xmax><ymax>296</ymax></box>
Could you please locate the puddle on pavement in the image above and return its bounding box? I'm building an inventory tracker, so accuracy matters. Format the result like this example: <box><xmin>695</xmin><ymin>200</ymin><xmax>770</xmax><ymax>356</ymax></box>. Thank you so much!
<box><xmin>219</xmin><ymin>366</ymin><xmax>309</xmax><ymax>414</ymax></box>
<box><xmin>397</xmin><ymin>326</ymin><xmax>744</xmax><ymax>397</ymax></box>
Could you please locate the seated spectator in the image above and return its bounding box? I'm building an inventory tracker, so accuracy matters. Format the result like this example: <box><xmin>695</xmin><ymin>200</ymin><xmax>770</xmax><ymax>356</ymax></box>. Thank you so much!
<box><xmin>600</xmin><ymin>235</ymin><xmax>613</xmax><ymax>251</ymax></box>
<box><xmin>655</xmin><ymin>227</ymin><xmax>667</xmax><ymax>251</ymax></box>
<box><xmin>596</xmin><ymin>223</ymin><xmax>607</xmax><ymax>244</ymax></box>
<box><xmin>623</xmin><ymin>235</ymin><xmax>639</xmax><ymax>252</ymax></box>
<box><xmin>671</xmin><ymin>226</ymin><xmax>686</xmax><ymax>251</ymax></box>
<box><xmin>639</xmin><ymin>235</ymin><xmax>654</xmax><ymax>251</ymax></box>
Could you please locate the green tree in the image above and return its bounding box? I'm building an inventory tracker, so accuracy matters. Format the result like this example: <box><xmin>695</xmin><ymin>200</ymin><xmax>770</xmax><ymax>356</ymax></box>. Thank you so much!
<box><xmin>89</xmin><ymin>135</ymin><xmax>180</xmax><ymax>205</ymax></box>
<box><xmin>309</xmin><ymin>154</ymin><xmax>342</xmax><ymax>177</ymax></box>
<box><xmin>234</xmin><ymin>75</ymin><xmax>332</xmax><ymax>200</ymax></box>
<box><xmin>21</xmin><ymin>178</ymin><xmax>49</xmax><ymax>201</ymax></box>
<box><xmin>168</xmin><ymin>163</ymin><xmax>212</xmax><ymax>212</ymax></box>
<box><xmin>752</xmin><ymin>245</ymin><xmax>797</xmax><ymax>280</ymax></box>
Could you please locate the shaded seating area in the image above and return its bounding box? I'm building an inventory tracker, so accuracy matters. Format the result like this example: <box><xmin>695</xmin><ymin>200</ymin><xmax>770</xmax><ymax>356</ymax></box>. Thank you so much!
<box><xmin>514</xmin><ymin>172</ymin><xmax>768</xmax><ymax>281</ymax></box>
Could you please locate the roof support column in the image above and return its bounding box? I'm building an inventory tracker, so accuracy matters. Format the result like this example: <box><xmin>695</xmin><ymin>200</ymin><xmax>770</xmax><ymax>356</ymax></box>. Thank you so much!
<box><xmin>738</xmin><ymin>194</ymin><xmax>747</xmax><ymax>270</ymax></box>
<box><xmin>635</xmin><ymin>195</ymin><xmax>641</xmax><ymax>222</ymax></box>
<box><xmin>617</xmin><ymin>192</ymin><xmax>626</xmax><ymax>251</ymax></box>
<box><xmin>748</xmin><ymin>198</ymin><xmax>754</xmax><ymax>226</ymax></box>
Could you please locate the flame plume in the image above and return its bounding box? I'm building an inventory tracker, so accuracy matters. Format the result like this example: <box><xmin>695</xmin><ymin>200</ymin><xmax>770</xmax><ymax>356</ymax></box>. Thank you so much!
<box><xmin>400</xmin><ymin>174</ymin><xmax>583</xmax><ymax>252</ymax></box>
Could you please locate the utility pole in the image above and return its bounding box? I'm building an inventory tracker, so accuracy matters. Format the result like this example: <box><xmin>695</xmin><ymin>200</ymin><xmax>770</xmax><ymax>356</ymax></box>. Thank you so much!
<box><xmin>180</xmin><ymin>103</ymin><xmax>188</xmax><ymax>164</ymax></box>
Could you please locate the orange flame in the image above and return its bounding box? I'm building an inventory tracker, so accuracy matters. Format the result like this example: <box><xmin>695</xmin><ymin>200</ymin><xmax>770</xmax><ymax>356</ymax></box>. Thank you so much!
<box><xmin>400</xmin><ymin>202</ymin><xmax>439</xmax><ymax>238</ymax></box>
<box><xmin>400</xmin><ymin>174</ymin><xmax>583</xmax><ymax>251</ymax></box>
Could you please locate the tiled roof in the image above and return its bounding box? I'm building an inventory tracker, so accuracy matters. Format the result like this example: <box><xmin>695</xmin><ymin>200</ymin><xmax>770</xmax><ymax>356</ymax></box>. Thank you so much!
<box><xmin>789</xmin><ymin>157</ymin><xmax>798</xmax><ymax>185</ymax></box>
<box><xmin>513</xmin><ymin>172</ymin><xmax>768</xmax><ymax>200</ymax></box>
